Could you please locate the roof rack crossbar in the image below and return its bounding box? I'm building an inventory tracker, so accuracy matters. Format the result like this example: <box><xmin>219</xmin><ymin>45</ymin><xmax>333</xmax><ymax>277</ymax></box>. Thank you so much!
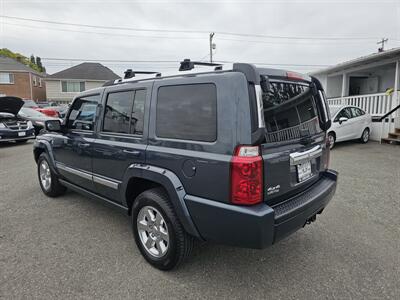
<box><xmin>179</xmin><ymin>59</ymin><xmax>223</xmax><ymax>71</ymax></box>
<box><xmin>124</xmin><ymin>69</ymin><xmax>161</xmax><ymax>79</ymax></box>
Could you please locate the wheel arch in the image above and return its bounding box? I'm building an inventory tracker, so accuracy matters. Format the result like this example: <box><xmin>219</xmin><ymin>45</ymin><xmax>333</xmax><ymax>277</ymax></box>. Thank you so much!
<box><xmin>121</xmin><ymin>164</ymin><xmax>201</xmax><ymax>239</ymax></box>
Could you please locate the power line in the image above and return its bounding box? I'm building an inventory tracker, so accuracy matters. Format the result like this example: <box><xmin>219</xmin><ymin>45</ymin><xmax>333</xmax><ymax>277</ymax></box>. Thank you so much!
<box><xmin>0</xmin><ymin>15</ymin><xmax>391</xmax><ymax>41</ymax></box>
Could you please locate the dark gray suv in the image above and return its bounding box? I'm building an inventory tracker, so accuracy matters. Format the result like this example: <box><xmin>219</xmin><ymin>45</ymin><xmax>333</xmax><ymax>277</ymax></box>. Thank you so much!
<box><xmin>33</xmin><ymin>61</ymin><xmax>338</xmax><ymax>270</ymax></box>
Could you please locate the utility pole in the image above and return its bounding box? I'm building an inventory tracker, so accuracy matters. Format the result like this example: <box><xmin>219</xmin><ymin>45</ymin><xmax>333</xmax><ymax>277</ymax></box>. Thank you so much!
<box><xmin>209</xmin><ymin>32</ymin><xmax>215</xmax><ymax>63</ymax></box>
<box><xmin>377</xmin><ymin>38</ymin><xmax>388</xmax><ymax>52</ymax></box>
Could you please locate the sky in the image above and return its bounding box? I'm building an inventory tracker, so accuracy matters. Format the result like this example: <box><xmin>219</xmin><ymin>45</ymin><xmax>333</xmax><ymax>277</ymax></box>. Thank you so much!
<box><xmin>0</xmin><ymin>0</ymin><xmax>399</xmax><ymax>77</ymax></box>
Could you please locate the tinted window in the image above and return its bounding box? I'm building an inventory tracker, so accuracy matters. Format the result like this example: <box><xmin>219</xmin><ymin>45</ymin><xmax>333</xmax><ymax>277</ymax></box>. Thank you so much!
<box><xmin>102</xmin><ymin>89</ymin><xmax>146</xmax><ymax>135</ymax></box>
<box><xmin>131</xmin><ymin>89</ymin><xmax>146</xmax><ymax>135</ymax></box>
<box><xmin>67</xmin><ymin>95</ymin><xmax>100</xmax><ymax>131</ymax></box>
<box><xmin>103</xmin><ymin>91</ymin><xmax>134</xmax><ymax>134</ymax></box>
<box><xmin>156</xmin><ymin>84</ymin><xmax>217</xmax><ymax>142</ymax></box>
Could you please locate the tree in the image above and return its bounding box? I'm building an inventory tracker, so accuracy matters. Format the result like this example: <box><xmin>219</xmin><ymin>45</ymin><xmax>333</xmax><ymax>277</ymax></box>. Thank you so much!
<box><xmin>30</xmin><ymin>55</ymin><xmax>35</xmax><ymax>64</ymax></box>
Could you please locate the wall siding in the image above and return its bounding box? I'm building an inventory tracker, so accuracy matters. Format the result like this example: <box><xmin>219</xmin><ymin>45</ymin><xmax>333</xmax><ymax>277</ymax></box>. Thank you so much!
<box><xmin>45</xmin><ymin>80</ymin><xmax>106</xmax><ymax>103</ymax></box>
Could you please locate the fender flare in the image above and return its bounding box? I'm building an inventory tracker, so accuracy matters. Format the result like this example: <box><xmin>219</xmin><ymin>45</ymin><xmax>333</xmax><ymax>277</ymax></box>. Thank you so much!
<box><xmin>33</xmin><ymin>139</ymin><xmax>59</xmax><ymax>175</ymax></box>
<box><xmin>121</xmin><ymin>164</ymin><xmax>202</xmax><ymax>239</ymax></box>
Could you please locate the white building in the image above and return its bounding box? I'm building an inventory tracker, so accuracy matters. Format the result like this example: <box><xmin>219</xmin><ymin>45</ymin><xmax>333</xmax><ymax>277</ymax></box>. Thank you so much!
<box><xmin>311</xmin><ymin>47</ymin><xmax>400</xmax><ymax>142</ymax></box>
<box><xmin>45</xmin><ymin>62</ymin><xmax>120</xmax><ymax>104</ymax></box>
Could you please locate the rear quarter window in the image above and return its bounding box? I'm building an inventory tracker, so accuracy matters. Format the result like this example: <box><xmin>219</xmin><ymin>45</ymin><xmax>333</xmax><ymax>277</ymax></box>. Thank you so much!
<box><xmin>156</xmin><ymin>83</ymin><xmax>217</xmax><ymax>142</ymax></box>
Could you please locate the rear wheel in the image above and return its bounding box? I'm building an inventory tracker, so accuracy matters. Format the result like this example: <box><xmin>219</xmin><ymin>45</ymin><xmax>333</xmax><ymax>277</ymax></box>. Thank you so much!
<box><xmin>132</xmin><ymin>188</ymin><xmax>193</xmax><ymax>270</ymax></box>
<box><xmin>328</xmin><ymin>132</ymin><xmax>336</xmax><ymax>149</ymax></box>
<box><xmin>37</xmin><ymin>153</ymin><xmax>67</xmax><ymax>197</ymax></box>
<box><xmin>360</xmin><ymin>128</ymin><xmax>370</xmax><ymax>143</ymax></box>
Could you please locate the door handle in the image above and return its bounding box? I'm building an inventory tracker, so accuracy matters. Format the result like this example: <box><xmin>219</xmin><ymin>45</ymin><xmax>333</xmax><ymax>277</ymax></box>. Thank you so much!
<box><xmin>78</xmin><ymin>142</ymin><xmax>90</xmax><ymax>148</ymax></box>
<box><xmin>123</xmin><ymin>149</ymin><xmax>141</xmax><ymax>156</ymax></box>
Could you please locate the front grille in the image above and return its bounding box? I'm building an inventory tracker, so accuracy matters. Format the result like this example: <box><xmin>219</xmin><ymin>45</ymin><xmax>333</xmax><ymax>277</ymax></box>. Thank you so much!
<box><xmin>5</xmin><ymin>121</ymin><xmax>28</xmax><ymax>130</ymax></box>
<box><xmin>265</xmin><ymin>117</ymin><xmax>320</xmax><ymax>143</ymax></box>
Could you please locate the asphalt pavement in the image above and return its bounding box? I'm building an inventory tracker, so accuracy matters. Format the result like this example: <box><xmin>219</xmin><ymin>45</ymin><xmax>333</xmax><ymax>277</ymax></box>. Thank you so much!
<box><xmin>0</xmin><ymin>140</ymin><xmax>399</xmax><ymax>299</ymax></box>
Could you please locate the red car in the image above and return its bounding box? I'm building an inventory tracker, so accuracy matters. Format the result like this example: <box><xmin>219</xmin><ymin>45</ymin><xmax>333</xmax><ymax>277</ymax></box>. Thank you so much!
<box><xmin>23</xmin><ymin>100</ymin><xmax>59</xmax><ymax>118</ymax></box>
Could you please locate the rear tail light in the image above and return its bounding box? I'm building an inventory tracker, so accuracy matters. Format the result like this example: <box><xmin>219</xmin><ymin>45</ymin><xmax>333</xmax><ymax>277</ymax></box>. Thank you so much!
<box><xmin>230</xmin><ymin>145</ymin><xmax>263</xmax><ymax>205</ymax></box>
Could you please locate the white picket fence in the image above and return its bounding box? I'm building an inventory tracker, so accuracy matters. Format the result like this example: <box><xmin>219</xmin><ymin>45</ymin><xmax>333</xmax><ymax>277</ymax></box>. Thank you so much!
<box><xmin>327</xmin><ymin>93</ymin><xmax>394</xmax><ymax>117</ymax></box>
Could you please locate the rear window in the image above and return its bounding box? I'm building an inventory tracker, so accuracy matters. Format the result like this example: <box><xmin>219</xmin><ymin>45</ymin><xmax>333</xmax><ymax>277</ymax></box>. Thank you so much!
<box><xmin>262</xmin><ymin>81</ymin><xmax>322</xmax><ymax>142</ymax></box>
<box><xmin>156</xmin><ymin>83</ymin><xmax>217</xmax><ymax>142</ymax></box>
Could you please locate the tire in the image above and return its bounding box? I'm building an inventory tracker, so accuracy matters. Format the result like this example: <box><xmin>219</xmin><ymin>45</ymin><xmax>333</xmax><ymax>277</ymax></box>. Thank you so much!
<box><xmin>132</xmin><ymin>188</ymin><xmax>194</xmax><ymax>270</ymax></box>
<box><xmin>37</xmin><ymin>153</ymin><xmax>67</xmax><ymax>197</ymax></box>
<box><xmin>328</xmin><ymin>132</ymin><xmax>336</xmax><ymax>149</ymax></box>
<box><xmin>360</xmin><ymin>128</ymin><xmax>370</xmax><ymax>144</ymax></box>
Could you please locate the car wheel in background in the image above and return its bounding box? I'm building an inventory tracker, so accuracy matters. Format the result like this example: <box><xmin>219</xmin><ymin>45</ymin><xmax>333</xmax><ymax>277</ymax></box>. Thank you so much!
<box><xmin>132</xmin><ymin>188</ymin><xmax>193</xmax><ymax>270</ymax></box>
<box><xmin>37</xmin><ymin>153</ymin><xmax>67</xmax><ymax>197</ymax></box>
<box><xmin>328</xmin><ymin>132</ymin><xmax>336</xmax><ymax>149</ymax></box>
<box><xmin>360</xmin><ymin>128</ymin><xmax>370</xmax><ymax>144</ymax></box>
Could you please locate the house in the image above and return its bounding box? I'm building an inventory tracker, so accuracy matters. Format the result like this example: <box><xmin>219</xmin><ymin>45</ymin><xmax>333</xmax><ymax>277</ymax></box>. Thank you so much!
<box><xmin>311</xmin><ymin>47</ymin><xmax>400</xmax><ymax>142</ymax></box>
<box><xmin>45</xmin><ymin>62</ymin><xmax>120</xmax><ymax>104</ymax></box>
<box><xmin>0</xmin><ymin>56</ymin><xmax>46</xmax><ymax>101</ymax></box>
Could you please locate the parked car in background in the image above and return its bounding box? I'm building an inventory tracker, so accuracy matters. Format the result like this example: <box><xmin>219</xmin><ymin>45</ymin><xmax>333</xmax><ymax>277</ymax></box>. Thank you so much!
<box><xmin>0</xmin><ymin>96</ymin><xmax>35</xmax><ymax>143</ymax></box>
<box><xmin>23</xmin><ymin>99</ymin><xmax>60</xmax><ymax>118</ymax></box>
<box><xmin>328</xmin><ymin>105</ymin><xmax>372</xmax><ymax>149</ymax></box>
<box><xmin>33</xmin><ymin>62</ymin><xmax>338</xmax><ymax>270</ymax></box>
<box><xmin>18</xmin><ymin>107</ymin><xmax>59</xmax><ymax>135</ymax></box>
<box><xmin>45</xmin><ymin>104</ymin><xmax>69</xmax><ymax>118</ymax></box>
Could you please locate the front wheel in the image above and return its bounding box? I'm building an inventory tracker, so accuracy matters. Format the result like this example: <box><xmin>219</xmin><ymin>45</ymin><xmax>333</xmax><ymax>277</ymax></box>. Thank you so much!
<box><xmin>132</xmin><ymin>188</ymin><xmax>193</xmax><ymax>270</ymax></box>
<box><xmin>37</xmin><ymin>153</ymin><xmax>67</xmax><ymax>197</ymax></box>
<box><xmin>360</xmin><ymin>128</ymin><xmax>370</xmax><ymax>144</ymax></box>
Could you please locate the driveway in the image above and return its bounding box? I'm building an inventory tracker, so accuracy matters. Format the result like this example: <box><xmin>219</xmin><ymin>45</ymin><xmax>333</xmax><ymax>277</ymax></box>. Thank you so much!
<box><xmin>0</xmin><ymin>140</ymin><xmax>399</xmax><ymax>299</ymax></box>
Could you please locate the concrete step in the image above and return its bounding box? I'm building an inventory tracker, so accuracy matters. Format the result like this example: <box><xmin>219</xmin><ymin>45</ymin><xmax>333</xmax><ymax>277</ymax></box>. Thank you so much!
<box><xmin>381</xmin><ymin>137</ymin><xmax>400</xmax><ymax>145</ymax></box>
<box><xmin>388</xmin><ymin>132</ymin><xmax>400</xmax><ymax>139</ymax></box>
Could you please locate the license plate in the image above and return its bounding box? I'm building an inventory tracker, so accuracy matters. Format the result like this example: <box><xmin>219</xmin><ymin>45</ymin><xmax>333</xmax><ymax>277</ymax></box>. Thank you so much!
<box><xmin>297</xmin><ymin>161</ymin><xmax>312</xmax><ymax>182</ymax></box>
<box><xmin>18</xmin><ymin>132</ymin><xmax>26</xmax><ymax>137</ymax></box>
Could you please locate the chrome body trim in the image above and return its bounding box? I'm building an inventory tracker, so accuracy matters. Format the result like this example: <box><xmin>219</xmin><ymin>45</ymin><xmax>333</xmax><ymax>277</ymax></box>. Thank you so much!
<box><xmin>93</xmin><ymin>175</ymin><xmax>119</xmax><ymax>190</ymax></box>
<box><xmin>55</xmin><ymin>162</ymin><xmax>120</xmax><ymax>189</ymax></box>
<box><xmin>290</xmin><ymin>145</ymin><xmax>322</xmax><ymax>165</ymax></box>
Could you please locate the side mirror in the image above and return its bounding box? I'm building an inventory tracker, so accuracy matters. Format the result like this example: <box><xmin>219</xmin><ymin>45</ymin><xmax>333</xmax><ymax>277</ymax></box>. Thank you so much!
<box><xmin>339</xmin><ymin>117</ymin><xmax>348</xmax><ymax>124</ymax></box>
<box><xmin>45</xmin><ymin>119</ymin><xmax>62</xmax><ymax>132</ymax></box>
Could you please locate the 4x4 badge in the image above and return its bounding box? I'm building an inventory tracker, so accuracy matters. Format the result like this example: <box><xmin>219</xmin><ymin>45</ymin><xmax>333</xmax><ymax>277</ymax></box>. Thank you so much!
<box><xmin>267</xmin><ymin>185</ymin><xmax>280</xmax><ymax>195</ymax></box>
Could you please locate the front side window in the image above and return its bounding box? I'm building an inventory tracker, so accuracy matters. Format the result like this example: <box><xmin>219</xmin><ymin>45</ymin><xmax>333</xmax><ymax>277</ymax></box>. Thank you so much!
<box><xmin>102</xmin><ymin>89</ymin><xmax>146</xmax><ymax>135</ymax></box>
<box><xmin>62</xmin><ymin>81</ymin><xmax>86</xmax><ymax>93</ymax></box>
<box><xmin>0</xmin><ymin>73</ymin><xmax>14</xmax><ymax>84</ymax></box>
<box><xmin>67</xmin><ymin>94</ymin><xmax>100</xmax><ymax>131</ymax></box>
<box><xmin>156</xmin><ymin>84</ymin><xmax>217</xmax><ymax>142</ymax></box>
<box><xmin>335</xmin><ymin>108</ymin><xmax>352</xmax><ymax>122</ymax></box>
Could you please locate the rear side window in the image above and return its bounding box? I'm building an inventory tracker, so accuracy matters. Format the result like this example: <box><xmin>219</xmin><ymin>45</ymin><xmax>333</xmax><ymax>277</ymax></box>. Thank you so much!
<box><xmin>156</xmin><ymin>84</ymin><xmax>217</xmax><ymax>142</ymax></box>
<box><xmin>67</xmin><ymin>94</ymin><xmax>100</xmax><ymax>131</ymax></box>
<box><xmin>350</xmin><ymin>107</ymin><xmax>364</xmax><ymax>117</ymax></box>
<box><xmin>103</xmin><ymin>89</ymin><xmax>146</xmax><ymax>135</ymax></box>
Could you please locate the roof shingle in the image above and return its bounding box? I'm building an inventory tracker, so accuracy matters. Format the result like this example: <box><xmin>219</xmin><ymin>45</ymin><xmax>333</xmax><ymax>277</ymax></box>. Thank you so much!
<box><xmin>47</xmin><ymin>62</ymin><xmax>120</xmax><ymax>80</ymax></box>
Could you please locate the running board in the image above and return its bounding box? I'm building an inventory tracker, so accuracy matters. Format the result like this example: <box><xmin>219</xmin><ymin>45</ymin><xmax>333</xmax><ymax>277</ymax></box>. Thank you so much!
<box><xmin>59</xmin><ymin>179</ymin><xmax>128</xmax><ymax>213</ymax></box>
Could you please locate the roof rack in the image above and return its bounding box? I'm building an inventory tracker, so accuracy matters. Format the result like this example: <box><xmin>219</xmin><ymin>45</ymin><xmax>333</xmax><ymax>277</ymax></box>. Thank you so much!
<box><xmin>124</xmin><ymin>69</ymin><xmax>161</xmax><ymax>79</ymax></box>
<box><xmin>179</xmin><ymin>59</ymin><xmax>223</xmax><ymax>71</ymax></box>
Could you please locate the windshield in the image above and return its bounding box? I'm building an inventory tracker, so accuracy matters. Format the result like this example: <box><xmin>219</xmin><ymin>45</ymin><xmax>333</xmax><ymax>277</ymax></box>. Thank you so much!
<box><xmin>262</xmin><ymin>80</ymin><xmax>322</xmax><ymax>143</ymax></box>
<box><xmin>19</xmin><ymin>107</ymin><xmax>46</xmax><ymax>118</ymax></box>
<box><xmin>23</xmin><ymin>100</ymin><xmax>38</xmax><ymax>108</ymax></box>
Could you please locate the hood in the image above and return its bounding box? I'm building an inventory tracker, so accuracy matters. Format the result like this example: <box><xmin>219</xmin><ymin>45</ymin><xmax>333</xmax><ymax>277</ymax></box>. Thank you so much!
<box><xmin>0</xmin><ymin>96</ymin><xmax>24</xmax><ymax>115</ymax></box>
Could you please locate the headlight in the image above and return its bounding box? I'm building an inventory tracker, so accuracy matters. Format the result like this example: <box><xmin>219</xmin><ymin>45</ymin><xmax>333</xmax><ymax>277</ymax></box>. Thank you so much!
<box><xmin>27</xmin><ymin>121</ymin><xmax>33</xmax><ymax>129</ymax></box>
<box><xmin>0</xmin><ymin>122</ymin><xmax>5</xmax><ymax>129</ymax></box>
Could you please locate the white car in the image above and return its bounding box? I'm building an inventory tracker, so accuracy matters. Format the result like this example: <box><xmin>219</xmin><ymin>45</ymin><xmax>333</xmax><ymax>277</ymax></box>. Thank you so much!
<box><xmin>328</xmin><ymin>105</ymin><xmax>372</xmax><ymax>149</ymax></box>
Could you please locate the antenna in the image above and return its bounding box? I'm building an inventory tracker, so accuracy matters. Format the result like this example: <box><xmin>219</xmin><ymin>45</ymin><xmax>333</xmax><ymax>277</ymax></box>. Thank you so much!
<box><xmin>377</xmin><ymin>38</ymin><xmax>388</xmax><ymax>52</ymax></box>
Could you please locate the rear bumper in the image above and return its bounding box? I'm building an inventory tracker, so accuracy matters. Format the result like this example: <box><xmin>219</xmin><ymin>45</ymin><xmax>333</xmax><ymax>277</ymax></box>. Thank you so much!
<box><xmin>185</xmin><ymin>169</ymin><xmax>338</xmax><ymax>249</ymax></box>
<box><xmin>0</xmin><ymin>128</ymin><xmax>35</xmax><ymax>142</ymax></box>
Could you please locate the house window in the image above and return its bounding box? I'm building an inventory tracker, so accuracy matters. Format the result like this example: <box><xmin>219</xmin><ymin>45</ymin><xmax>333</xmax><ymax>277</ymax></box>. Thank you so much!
<box><xmin>0</xmin><ymin>73</ymin><xmax>14</xmax><ymax>84</ymax></box>
<box><xmin>61</xmin><ymin>81</ymin><xmax>86</xmax><ymax>93</ymax></box>
<box><xmin>39</xmin><ymin>78</ymin><xmax>42</xmax><ymax>87</ymax></box>
<box><xmin>32</xmin><ymin>76</ymin><xmax>37</xmax><ymax>86</ymax></box>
